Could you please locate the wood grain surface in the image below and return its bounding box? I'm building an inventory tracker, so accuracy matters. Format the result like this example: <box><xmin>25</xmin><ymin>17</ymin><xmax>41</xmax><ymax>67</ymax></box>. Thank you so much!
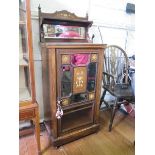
<box><xmin>20</xmin><ymin>110</ymin><xmax>135</xmax><ymax>155</ymax></box>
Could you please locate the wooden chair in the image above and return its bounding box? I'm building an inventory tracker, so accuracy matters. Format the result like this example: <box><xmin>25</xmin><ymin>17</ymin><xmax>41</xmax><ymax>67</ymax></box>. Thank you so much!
<box><xmin>100</xmin><ymin>45</ymin><xmax>134</xmax><ymax>131</ymax></box>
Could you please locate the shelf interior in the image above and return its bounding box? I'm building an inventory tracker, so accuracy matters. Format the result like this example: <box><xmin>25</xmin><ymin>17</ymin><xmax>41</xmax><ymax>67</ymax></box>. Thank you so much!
<box><xmin>61</xmin><ymin>106</ymin><xmax>93</xmax><ymax>132</ymax></box>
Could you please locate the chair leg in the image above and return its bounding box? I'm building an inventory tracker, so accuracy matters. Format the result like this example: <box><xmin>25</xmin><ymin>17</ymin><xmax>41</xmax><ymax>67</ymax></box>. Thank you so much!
<box><xmin>100</xmin><ymin>89</ymin><xmax>107</xmax><ymax>108</ymax></box>
<box><xmin>33</xmin><ymin>107</ymin><xmax>41</xmax><ymax>154</ymax></box>
<box><xmin>109</xmin><ymin>98</ymin><xmax>118</xmax><ymax>132</ymax></box>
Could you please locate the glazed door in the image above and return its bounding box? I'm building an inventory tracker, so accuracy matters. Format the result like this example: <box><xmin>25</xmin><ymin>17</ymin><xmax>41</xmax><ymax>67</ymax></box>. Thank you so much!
<box><xmin>56</xmin><ymin>49</ymin><xmax>100</xmax><ymax>134</ymax></box>
<box><xmin>19</xmin><ymin>0</ymin><xmax>32</xmax><ymax>104</ymax></box>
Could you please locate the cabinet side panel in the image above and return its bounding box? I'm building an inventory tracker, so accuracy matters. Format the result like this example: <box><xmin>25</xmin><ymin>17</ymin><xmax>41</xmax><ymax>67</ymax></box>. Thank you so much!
<box><xmin>41</xmin><ymin>46</ymin><xmax>51</xmax><ymax>121</ymax></box>
<box><xmin>48</xmin><ymin>48</ymin><xmax>58</xmax><ymax>137</ymax></box>
<box><xmin>94</xmin><ymin>48</ymin><xmax>104</xmax><ymax>123</ymax></box>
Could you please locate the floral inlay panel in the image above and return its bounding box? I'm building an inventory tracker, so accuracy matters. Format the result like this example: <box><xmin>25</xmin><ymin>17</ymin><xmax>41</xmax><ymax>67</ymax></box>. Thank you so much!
<box><xmin>73</xmin><ymin>67</ymin><xmax>87</xmax><ymax>94</ymax></box>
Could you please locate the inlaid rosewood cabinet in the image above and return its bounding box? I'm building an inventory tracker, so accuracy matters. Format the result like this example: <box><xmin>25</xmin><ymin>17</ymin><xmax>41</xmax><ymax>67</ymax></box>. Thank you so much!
<box><xmin>39</xmin><ymin>8</ymin><xmax>106</xmax><ymax>146</ymax></box>
<box><xmin>41</xmin><ymin>43</ymin><xmax>105</xmax><ymax>146</ymax></box>
<box><xmin>19</xmin><ymin>0</ymin><xmax>40</xmax><ymax>153</ymax></box>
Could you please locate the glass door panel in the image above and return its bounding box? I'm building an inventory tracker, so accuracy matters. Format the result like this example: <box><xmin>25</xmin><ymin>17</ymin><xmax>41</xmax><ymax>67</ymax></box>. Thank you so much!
<box><xmin>19</xmin><ymin>0</ymin><xmax>31</xmax><ymax>102</ymax></box>
<box><xmin>61</xmin><ymin>65</ymin><xmax>72</xmax><ymax>97</ymax></box>
<box><xmin>87</xmin><ymin>62</ymin><xmax>97</xmax><ymax>92</ymax></box>
<box><xmin>58</xmin><ymin>51</ymin><xmax>98</xmax><ymax>107</ymax></box>
<box><xmin>71</xmin><ymin>54</ymin><xmax>90</xmax><ymax>66</ymax></box>
<box><xmin>60</xmin><ymin>105</ymin><xmax>94</xmax><ymax>133</ymax></box>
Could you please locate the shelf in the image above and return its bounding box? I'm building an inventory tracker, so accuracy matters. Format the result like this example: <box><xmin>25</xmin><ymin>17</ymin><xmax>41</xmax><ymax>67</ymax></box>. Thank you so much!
<box><xmin>19</xmin><ymin>58</ymin><xmax>28</xmax><ymax>67</ymax></box>
<box><xmin>19</xmin><ymin>88</ymin><xmax>31</xmax><ymax>102</ymax></box>
<box><xmin>19</xmin><ymin>21</ymin><xmax>26</xmax><ymax>25</ymax></box>
<box><xmin>19</xmin><ymin>21</ymin><xmax>26</xmax><ymax>29</ymax></box>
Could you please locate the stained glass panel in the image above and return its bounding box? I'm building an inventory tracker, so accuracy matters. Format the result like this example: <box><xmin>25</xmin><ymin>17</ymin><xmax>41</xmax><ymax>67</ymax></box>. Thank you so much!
<box><xmin>61</xmin><ymin>65</ymin><xmax>72</xmax><ymax>97</ymax></box>
<box><xmin>87</xmin><ymin>63</ymin><xmax>97</xmax><ymax>92</ymax></box>
<box><xmin>72</xmin><ymin>54</ymin><xmax>90</xmax><ymax>66</ymax></box>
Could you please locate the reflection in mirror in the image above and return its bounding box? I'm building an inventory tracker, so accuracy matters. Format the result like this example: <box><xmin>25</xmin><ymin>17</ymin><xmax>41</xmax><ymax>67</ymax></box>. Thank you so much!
<box><xmin>87</xmin><ymin>63</ymin><xmax>96</xmax><ymax>92</ymax></box>
<box><xmin>43</xmin><ymin>24</ymin><xmax>85</xmax><ymax>39</ymax></box>
<box><xmin>61</xmin><ymin>65</ymin><xmax>72</xmax><ymax>97</ymax></box>
<box><xmin>71</xmin><ymin>93</ymin><xmax>87</xmax><ymax>103</ymax></box>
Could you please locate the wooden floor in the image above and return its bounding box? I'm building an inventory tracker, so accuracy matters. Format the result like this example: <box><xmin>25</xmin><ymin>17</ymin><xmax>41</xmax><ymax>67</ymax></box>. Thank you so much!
<box><xmin>19</xmin><ymin>110</ymin><xmax>135</xmax><ymax>155</ymax></box>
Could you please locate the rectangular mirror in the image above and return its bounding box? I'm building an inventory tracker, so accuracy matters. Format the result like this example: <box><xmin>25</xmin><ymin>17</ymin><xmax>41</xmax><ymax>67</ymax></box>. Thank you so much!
<box><xmin>43</xmin><ymin>24</ymin><xmax>86</xmax><ymax>39</ymax></box>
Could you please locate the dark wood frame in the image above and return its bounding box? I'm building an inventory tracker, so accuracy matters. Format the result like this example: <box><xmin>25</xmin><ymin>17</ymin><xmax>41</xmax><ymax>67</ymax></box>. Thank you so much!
<box><xmin>19</xmin><ymin>0</ymin><xmax>40</xmax><ymax>153</ymax></box>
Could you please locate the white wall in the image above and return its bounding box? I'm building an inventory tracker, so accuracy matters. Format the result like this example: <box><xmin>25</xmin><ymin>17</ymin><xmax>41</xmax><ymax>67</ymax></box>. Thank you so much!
<box><xmin>30</xmin><ymin>0</ymin><xmax>135</xmax><ymax>120</ymax></box>
<box><xmin>88</xmin><ymin>0</ymin><xmax>135</xmax><ymax>55</ymax></box>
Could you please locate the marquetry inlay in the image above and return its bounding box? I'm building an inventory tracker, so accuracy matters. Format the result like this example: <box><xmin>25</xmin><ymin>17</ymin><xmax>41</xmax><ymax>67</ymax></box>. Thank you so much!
<box><xmin>88</xmin><ymin>92</ymin><xmax>95</xmax><ymax>100</ymax></box>
<box><xmin>73</xmin><ymin>67</ymin><xmax>87</xmax><ymax>94</ymax></box>
<box><xmin>61</xmin><ymin>55</ymin><xmax>70</xmax><ymax>64</ymax></box>
<box><xmin>62</xmin><ymin>98</ymin><xmax>69</xmax><ymax>106</ymax></box>
<box><xmin>91</xmin><ymin>54</ymin><xmax>98</xmax><ymax>62</ymax></box>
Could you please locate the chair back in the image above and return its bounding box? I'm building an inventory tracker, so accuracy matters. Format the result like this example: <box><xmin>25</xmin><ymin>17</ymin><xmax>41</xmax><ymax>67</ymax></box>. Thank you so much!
<box><xmin>103</xmin><ymin>45</ymin><xmax>129</xmax><ymax>87</ymax></box>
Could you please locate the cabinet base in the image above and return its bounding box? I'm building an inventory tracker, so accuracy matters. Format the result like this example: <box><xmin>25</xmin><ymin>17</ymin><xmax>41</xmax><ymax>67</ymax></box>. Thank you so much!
<box><xmin>44</xmin><ymin>121</ymin><xmax>100</xmax><ymax>147</ymax></box>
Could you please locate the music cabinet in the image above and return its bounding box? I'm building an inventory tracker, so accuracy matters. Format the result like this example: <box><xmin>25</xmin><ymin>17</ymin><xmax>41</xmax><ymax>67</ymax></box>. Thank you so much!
<box><xmin>39</xmin><ymin>7</ymin><xmax>106</xmax><ymax>147</ymax></box>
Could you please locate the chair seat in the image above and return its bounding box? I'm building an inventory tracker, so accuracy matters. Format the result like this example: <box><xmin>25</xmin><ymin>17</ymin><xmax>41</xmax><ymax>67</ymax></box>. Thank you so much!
<box><xmin>104</xmin><ymin>84</ymin><xmax>134</xmax><ymax>99</ymax></box>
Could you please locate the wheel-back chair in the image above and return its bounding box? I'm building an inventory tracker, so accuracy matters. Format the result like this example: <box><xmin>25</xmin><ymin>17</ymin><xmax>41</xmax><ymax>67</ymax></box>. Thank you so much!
<box><xmin>100</xmin><ymin>45</ymin><xmax>134</xmax><ymax>131</ymax></box>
